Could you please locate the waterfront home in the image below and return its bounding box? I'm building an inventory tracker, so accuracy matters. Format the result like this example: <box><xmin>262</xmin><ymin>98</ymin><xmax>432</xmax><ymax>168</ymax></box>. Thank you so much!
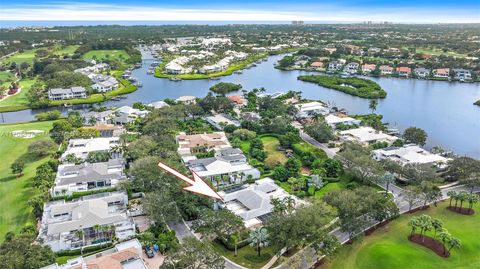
<box><xmin>176</xmin><ymin>131</ymin><xmax>231</xmax><ymax>156</ymax></box>
<box><xmin>91</xmin><ymin>80</ymin><xmax>118</xmax><ymax>93</ymax></box>
<box><xmin>116</xmin><ymin>106</ymin><xmax>149</xmax><ymax>118</ymax></box>
<box><xmin>414</xmin><ymin>67</ymin><xmax>430</xmax><ymax>78</ymax></box>
<box><xmin>345</xmin><ymin>62</ymin><xmax>360</xmax><ymax>74</ymax></box>
<box><xmin>186</xmin><ymin>148</ymin><xmax>260</xmax><ymax>186</ymax></box>
<box><xmin>373</xmin><ymin>144</ymin><xmax>448</xmax><ymax>167</ymax></box>
<box><xmin>325</xmin><ymin>114</ymin><xmax>361</xmax><ymax>129</ymax></box>
<box><xmin>48</xmin><ymin>87</ymin><xmax>87</xmax><ymax>101</ymax></box>
<box><xmin>51</xmin><ymin>159</ymin><xmax>126</xmax><ymax>197</ymax></box>
<box><xmin>328</xmin><ymin>61</ymin><xmax>343</xmax><ymax>71</ymax></box>
<box><xmin>452</xmin><ymin>68</ymin><xmax>472</xmax><ymax>81</ymax></box>
<box><xmin>379</xmin><ymin>65</ymin><xmax>394</xmax><ymax>75</ymax></box>
<box><xmin>432</xmin><ymin>68</ymin><xmax>450</xmax><ymax>78</ymax></box>
<box><xmin>228</xmin><ymin>95</ymin><xmax>245</xmax><ymax>106</ymax></box>
<box><xmin>218</xmin><ymin>178</ymin><xmax>302</xmax><ymax>228</ymax></box>
<box><xmin>295</xmin><ymin>101</ymin><xmax>329</xmax><ymax>118</ymax></box>
<box><xmin>148</xmin><ymin>100</ymin><xmax>170</xmax><ymax>109</ymax></box>
<box><xmin>38</xmin><ymin>192</ymin><xmax>135</xmax><ymax>252</ymax></box>
<box><xmin>165</xmin><ymin>62</ymin><xmax>186</xmax><ymax>74</ymax></box>
<box><xmin>361</xmin><ymin>64</ymin><xmax>377</xmax><ymax>74</ymax></box>
<box><xmin>176</xmin><ymin>95</ymin><xmax>197</xmax><ymax>105</ymax></box>
<box><xmin>61</xmin><ymin>137</ymin><xmax>120</xmax><ymax>160</ymax></box>
<box><xmin>83</xmin><ymin>110</ymin><xmax>115</xmax><ymax>125</ymax></box>
<box><xmin>85</xmin><ymin>124</ymin><xmax>126</xmax><ymax>137</ymax></box>
<box><xmin>40</xmin><ymin>239</ymin><xmax>147</xmax><ymax>269</ymax></box>
<box><xmin>310</xmin><ymin>61</ymin><xmax>324</xmax><ymax>70</ymax></box>
<box><xmin>396</xmin><ymin>66</ymin><xmax>412</xmax><ymax>77</ymax></box>
<box><xmin>339</xmin><ymin>126</ymin><xmax>397</xmax><ymax>145</ymax></box>
<box><xmin>205</xmin><ymin>114</ymin><xmax>241</xmax><ymax>130</ymax></box>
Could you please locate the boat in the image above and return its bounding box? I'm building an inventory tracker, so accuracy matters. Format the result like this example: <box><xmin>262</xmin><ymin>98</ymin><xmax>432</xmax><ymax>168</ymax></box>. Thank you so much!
<box><xmin>170</xmin><ymin>77</ymin><xmax>182</xmax><ymax>82</ymax></box>
<box><xmin>262</xmin><ymin>58</ymin><xmax>268</xmax><ymax>61</ymax></box>
<box><xmin>135</xmin><ymin>82</ymin><xmax>143</xmax><ymax>87</ymax></box>
<box><xmin>234</xmin><ymin>70</ymin><xmax>243</xmax><ymax>74</ymax></box>
<box><xmin>147</xmin><ymin>70</ymin><xmax>154</xmax><ymax>75</ymax></box>
<box><xmin>63</xmin><ymin>103</ymin><xmax>72</xmax><ymax>108</ymax></box>
<box><xmin>209</xmin><ymin>77</ymin><xmax>220</xmax><ymax>80</ymax></box>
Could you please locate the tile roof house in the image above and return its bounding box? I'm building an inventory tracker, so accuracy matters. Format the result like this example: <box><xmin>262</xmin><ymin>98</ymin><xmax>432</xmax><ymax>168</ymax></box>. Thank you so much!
<box><xmin>228</xmin><ymin>95</ymin><xmax>245</xmax><ymax>106</ymax></box>
<box><xmin>186</xmin><ymin>148</ymin><xmax>260</xmax><ymax>185</ymax></box>
<box><xmin>51</xmin><ymin>159</ymin><xmax>126</xmax><ymax>197</ymax></box>
<box><xmin>373</xmin><ymin>144</ymin><xmax>448</xmax><ymax>167</ymax></box>
<box><xmin>176</xmin><ymin>132</ymin><xmax>231</xmax><ymax>156</ymax></box>
<box><xmin>361</xmin><ymin>64</ymin><xmax>377</xmax><ymax>73</ymax></box>
<box><xmin>379</xmin><ymin>65</ymin><xmax>394</xmax><ymax>75</ymax></box>
<box><xmin>40</xmin><ymin>239</ymin><xmax>147</xmax><ymax>269</ymax></box>
<box><xmin>433</xmin><ymin>68</ymin><xmax>450</xmax><ymax>78</ymax></box>
<box><xmin>396</xmin><ymin>66</ymin><xmax>412</xmax><ymax>77</ymax></box>
<box><xmin>310</xmin><ymin>61</ymin><xmax>324</xmax><ymax>69</ymax></box>
<box><xmin>219</xmin><ymin>178</ymin><xmax>302</xmax><ymax>228</ymax></box>
<box><xmin>339</xmin><ymin>126</ymin><xmax>398</xmax><ymax>145</ymax></box>
<box><xmin>38</xmin><ymin>192</ymin><xmax>135</xmax><ymax>252</ymax></box>
<box><xmin>61</xmin><ymin>137</ymin><xmax>120</xmax><ymax>160</ymax></box>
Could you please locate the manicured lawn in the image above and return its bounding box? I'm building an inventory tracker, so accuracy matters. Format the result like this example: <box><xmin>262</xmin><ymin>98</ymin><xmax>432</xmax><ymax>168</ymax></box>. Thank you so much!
<box><xmin>413</xmin><ymin>47</ymin><xmax>467</xmax><ymax>58</ymax></box>
<box><xmin>0</xmin><ymin>71</ymin><xmax>14</xmax><ymax>83</ymax></box>
<box><xmin>0</xmin><ymin>120</ymin><xmax>56</xmax><ymax>241</ymax></box>
<box><xmin>260</xmin><ymin>135</ymin><xmax>288</xmax><ymax>166</ymax></box>
<box><xmin>0</xmin><ymin>78</ymin><xmax>37</xmax><ymax>112</ymax></box>
<box><xmin>3</xmin><ymin>49</ymin><xmax>37</xmax><ymax>65</ymax></box>
<box><xmin>82</xmin><ymin>50</ymin><xmax>130</xmax><ymax>61</ymax></box>
<box><xmin>52</xmin><ymin>45</ymin><xmax>80</xmax><ymax>56</ymax></box>
<box><xmin>211</xmin><ymin>240</ymin><xmax>277</xmax><ymax>269</ymax></box>
<box><xmin>323</xmin><ymin>201</ymin><xmax>480</xmax><ymax>269</ymax></box>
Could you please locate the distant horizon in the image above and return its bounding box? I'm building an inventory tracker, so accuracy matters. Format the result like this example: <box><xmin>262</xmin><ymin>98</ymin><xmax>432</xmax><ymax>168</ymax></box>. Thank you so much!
<box><xmin>1</xmin><ymin>1</ymin><xmax>479</xmax><ymax>24</ymax></box>
<box><xmin>2</xmin><ymin>20</ymin><xmax>480</xmax><ymax>29</ymax></box>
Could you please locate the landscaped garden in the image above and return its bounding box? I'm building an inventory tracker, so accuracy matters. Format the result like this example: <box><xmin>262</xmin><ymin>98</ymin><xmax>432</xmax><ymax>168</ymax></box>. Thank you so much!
<box><xmin>211</xmin><ymin>240</ymin><xmax>277</xmax><ymax>269</ymax></box>
<box><xmin>0</xmin><ymin>78</ymin><xmax>37</xmax><ymax>112</ymax></box>
<box><xmin>297</xmin><ymin>75</ymin><xmax>387</xmax><ymax>99</ymax></box>
<box><xmin>3</xmin><ymin>49</ymin><xmax>38</xmax><ymax>65</ymax></box>
<box><xmin>0</xmin><ymin>120</ymin><xmax>56</xmax><ymax>241</ymax></box>
<box><xmin>321</xmin><ymin>200</ymin><xmax>480</xmax><ymax>269</ymax></box>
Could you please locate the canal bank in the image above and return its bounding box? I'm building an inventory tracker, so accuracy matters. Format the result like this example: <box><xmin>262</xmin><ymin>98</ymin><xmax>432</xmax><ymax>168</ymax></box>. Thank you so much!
<box><xmin>1</xmin><ymin>51</ymin><xmax>479</xmax><ymax>158</ymax></box>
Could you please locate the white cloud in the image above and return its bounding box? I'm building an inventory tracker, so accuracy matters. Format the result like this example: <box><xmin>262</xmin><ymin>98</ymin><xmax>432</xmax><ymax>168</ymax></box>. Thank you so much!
<box><xmin>0</xmin><ymin>2</ymin><xmax>478</xmax><ymax>23</ymax></box>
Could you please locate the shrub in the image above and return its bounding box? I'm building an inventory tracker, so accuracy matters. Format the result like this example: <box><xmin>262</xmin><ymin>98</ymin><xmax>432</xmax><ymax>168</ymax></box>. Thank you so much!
<box><xmin>298</xmin><ymin>75</ymin><xmax>387</xmax><ymax>98</ymax></box>
<box><xmin>28</xmin><ymin>139</ymin><xmax>57</xmax><ymax>158</ymax></box>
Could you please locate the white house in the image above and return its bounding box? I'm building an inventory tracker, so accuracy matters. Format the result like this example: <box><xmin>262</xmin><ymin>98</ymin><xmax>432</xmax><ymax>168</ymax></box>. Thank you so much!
<box><xmin>373</xmin><ymin>144</ymin><xmax>448</xmax><ymax>167</ymax></box>
<box><xmin>328</xmin><ymin>61</ymin><xmax>343</xmax><ymax>70</ymax></box>
<box><xmin>325</xmin><ymin>114</ymin><xmax>361</xmax><ymax>128</ymax></box>
<box><xmin>38</xmin><ymin>192</ymin><xmax>135</xmax><ymax>252</ymax></box>
<box><xmin>452</xmin><ymin>68</ymin><xmax>472</xmax><ymax>81</ymax></box>
<box><xmin>51</xmin><ymin>159</ymin><xmax>126</xmax><ymax>197</ymax></box>
<box><xmin>176</xmin><ymin>95</ymin><xmax>196</xmax><ymax>104</ymax></box>
<box><xmin>219</xmin><ymin>178</ymin><xmax>302</xmax><ymax>228</ymax></box>
<box><xmin>148</xmin><ymin>100</ymin><xmax>170</xmax><ymax>109</ymax></box>
<box><xmin>414</xmin><ymin>67</ymin><xmax>430</xmax><ymax>78</ymax></box>
<box><xmin>186</xmin><ymin>148</ymin><xmax>260</xmax><ymax>185</ymax></box>
<box><xmin>344</xmin><ymin>62</ymin><xmax>359</xmax><ymax>73</ymax></box>
<box><xmin>61</xmin><ymin>137</ymin><xmax>120</xmax><ymax>160</ymax></box>
<box><xmin>48</xmin><ymin>87</ymin><xmax>87</xmax><ymax>101</ymax></box>
<box><xmin>205</xmin><ymin>114</ymin><xmax>241</xmax><ymax>130</ymax></box>
<box><xmin>340</xmin><ymin>126</ymin><xmax>398</xmax><ymax>145</ymax></box>
<box><xmin>295</xmin><ymin>101</ymin><xmax>330</xmax><ymax>118</ymax></box>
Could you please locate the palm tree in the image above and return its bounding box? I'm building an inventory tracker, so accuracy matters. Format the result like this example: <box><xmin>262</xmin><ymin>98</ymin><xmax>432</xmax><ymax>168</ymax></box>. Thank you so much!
<box><xmin>231</xmin><ymin>233</ymin><xmax>240</xmax><ymax>257</ymax></box>
<box><xmin>311</xmin><ymin>113</ymin><xmax>324</xmax><ymax>123</ymax></box>
<box><xmin>238</xmin><ymin>172</ymin><xmax>245</xmax><ymax>184</ymax></box>
<box><xmin>249</xmin><ymin>227</ymin><xmax>269</xmax><ymax>257</ymax></box>
<box><xmin>438</xmin><ymin>229</ymin><xmax>451</xmax><ymax>255</ymax></box>
<box><xmin>381</xmin><ymin>172</ymin><xmax>395</xmax><ymax>196</ymax></box>
<box><xmin>75</xmin><ymin>229</ymin><xmax>85</xmax><ymax>247</ymax></box>
<box><xmin>467</xmin><ymin>193</ymin><xmax>479</xmax><ymax>210</ymax></box>
<box><xmin>93</xmin><ymin>224</ymin><xmax>101</xmax><ymax>240</ymax></box>
<box><xmin>447</xmin><ymin>236</ymin><xmax>462</xmax><ymax>254</ymax></box>
<box><xmin>417</xmin><ymin>215</ymin><xmax>433</xmax><ymax>242</ymax></box>
<box><xmin>369</xmin><ymin>99</ymin><xmax>378</xmax><ymax>114</ymax></box>
<box><xmin>458</xmin><ymin>192</ymin><xmax>468</xmax><ymax>210</ymax></box>
<box><xmin>408</xmin><ymin>217</ymin><xmax>419</xmax><ymax>236</ymax></box>
<box><xmin>453</xmin><ymin>192</ymin><xmax>460</xmax><ymax>209</ymax></box>
<box><xmin>431</xmin><ymin>218</ymin><xmax>443</xmax><ymax>238</ymax></box>
<box><xmin>447</xmin><ymin>191</ymin><xmax>456</xmax><ymax>208</ymax></box>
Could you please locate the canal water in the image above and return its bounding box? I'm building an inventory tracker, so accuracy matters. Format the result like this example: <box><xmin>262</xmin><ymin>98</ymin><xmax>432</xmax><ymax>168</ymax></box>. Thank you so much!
<box><xmin>1</xmin><ymin>50</ymin><xmax>479</xmax><ymax>158</ymax></box>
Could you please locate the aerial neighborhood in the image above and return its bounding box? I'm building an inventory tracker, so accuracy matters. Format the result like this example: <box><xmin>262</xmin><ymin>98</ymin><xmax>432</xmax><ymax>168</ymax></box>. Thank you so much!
<box><xmin>0</xmin><ymin>22</ymin><xmax>479</xmax><ymax>269</ymax></box>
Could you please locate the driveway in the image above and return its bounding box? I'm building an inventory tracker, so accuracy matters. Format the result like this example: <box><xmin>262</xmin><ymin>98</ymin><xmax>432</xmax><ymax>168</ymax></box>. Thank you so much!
<box><xmin>143</xmin><ymin>252</ymin><xmax>165</xmax><ymax>269</ymax></box>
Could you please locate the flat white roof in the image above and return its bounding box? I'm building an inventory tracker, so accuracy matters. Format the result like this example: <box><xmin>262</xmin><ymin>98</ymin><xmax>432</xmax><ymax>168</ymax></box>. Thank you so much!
<box><xmin>340</xmin><ymin>126</ymin><xmax>397</xmax><ymax>143</ymax></box>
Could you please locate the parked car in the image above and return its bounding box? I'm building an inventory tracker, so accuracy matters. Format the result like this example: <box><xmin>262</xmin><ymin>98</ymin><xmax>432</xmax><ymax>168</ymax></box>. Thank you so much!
<box><xmin>144</xmin><ymin>246</ymin><xmax>154</xmax><ymax>258</ymax></box>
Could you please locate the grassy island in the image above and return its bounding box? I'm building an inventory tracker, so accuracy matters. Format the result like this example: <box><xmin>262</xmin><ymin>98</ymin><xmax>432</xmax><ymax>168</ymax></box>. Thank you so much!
<box><xmin>298</xmin><ymin>75</ymin><xmax>387</xmax><ymax>99</ymax></box>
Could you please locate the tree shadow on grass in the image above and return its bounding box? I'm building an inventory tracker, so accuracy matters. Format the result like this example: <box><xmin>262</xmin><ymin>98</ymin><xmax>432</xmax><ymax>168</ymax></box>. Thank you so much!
<box><xmin>0</xmin><ymin>175</ymin><xmax>18</xmax><ymax>183</ymax></box>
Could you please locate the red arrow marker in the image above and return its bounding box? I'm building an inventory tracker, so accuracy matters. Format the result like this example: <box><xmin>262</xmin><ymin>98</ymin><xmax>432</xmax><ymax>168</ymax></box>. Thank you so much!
<box><xmin>158</xmin><ymin>161</ymin><xmax>224</xmax><ymax>201</ymax></box>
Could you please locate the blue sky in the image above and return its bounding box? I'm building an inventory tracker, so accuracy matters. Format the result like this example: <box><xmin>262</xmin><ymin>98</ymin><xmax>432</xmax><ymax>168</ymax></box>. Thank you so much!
<box><xmin>1</xmin><ymin>1</ymin><xmax>479</xmax><ymax>23</ymax></box>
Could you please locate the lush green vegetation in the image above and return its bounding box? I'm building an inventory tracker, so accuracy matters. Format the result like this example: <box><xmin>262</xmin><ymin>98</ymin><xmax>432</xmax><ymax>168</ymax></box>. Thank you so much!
<box><xmin>209</xmin><ymin>82</ymin><xmax>242</xmax><ymax>95</ymax></box>
<box><xmin>0</xmin><ymin>120</ymin><xmax>55</xmax><ymax>241</ymax></box>
<box><xmin>211</xmin><ymin>240</ymin><xmax>277</xmax><ymax>269</ymax></box>
<box><xmin>0</xmin><ymin>78</ymin><xmax>37</xmax><ymax>112</ymax></box>
<box><xmin>298</xmin><ymin>75</ymin><xmax>387</xmax><ymax>99</ymax></box>
<box><xmin>323</xmin><ymin>201</ymin><xmax>480</xmax><ymax>269</ymax></box>
<box><xmin>261</xmin><ymin>135</ymin><xmax>288</xmax><ymax>167</ymax></box>
<box><xmin>51</xmin><ymin>45</ymin><xmax>80</xmax><ymax>56</ymax></box>
<box><xmin>155</xmin><ymin>53</ymin><xmax>268</xmax><ymax>80</ymax></box>
<box><xmin>82</xmin><ymin>49</ymin><xmax>130</xmax><ymax>61</ymax></box>
<box><xmin>3</xmin><ymin>49</ymin><xmax>37</xmax><ymax>65</ymax></box>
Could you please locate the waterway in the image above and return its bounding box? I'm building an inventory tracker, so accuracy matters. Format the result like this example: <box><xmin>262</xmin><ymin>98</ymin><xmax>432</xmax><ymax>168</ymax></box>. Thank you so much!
<box><xmin>1</xmin><ymin>50</ymin><xmax>479</xmax><ymax>158</ymax></box>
